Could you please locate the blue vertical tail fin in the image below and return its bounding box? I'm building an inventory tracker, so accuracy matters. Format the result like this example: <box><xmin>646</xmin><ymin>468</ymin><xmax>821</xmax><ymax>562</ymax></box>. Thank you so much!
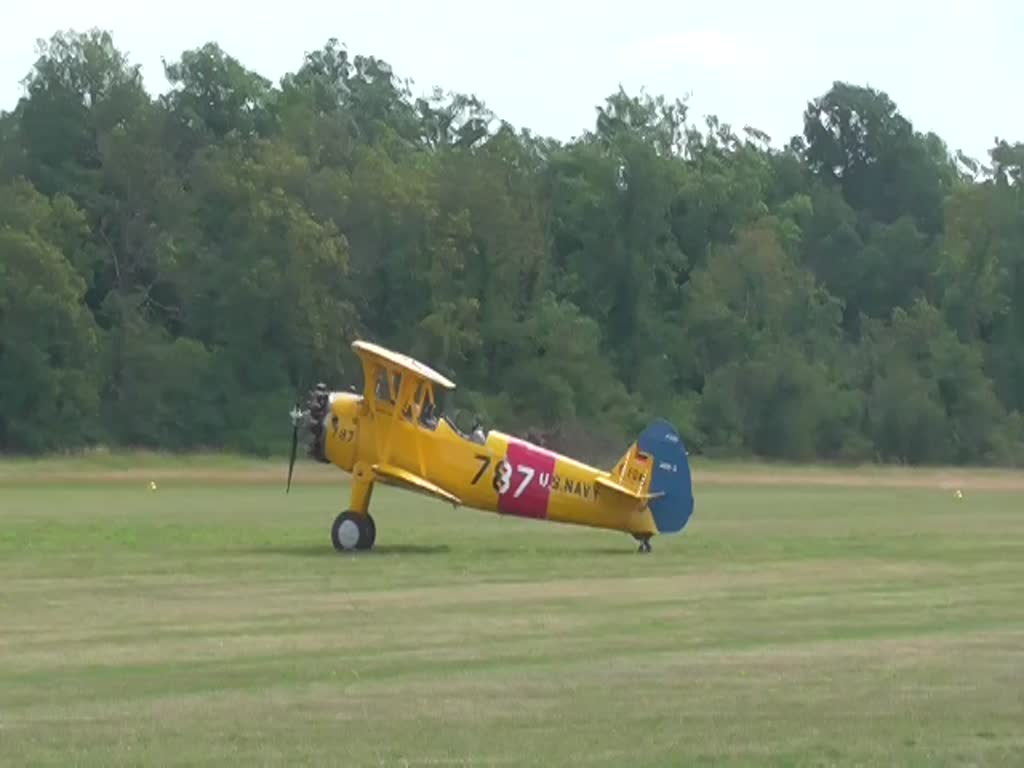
<box><xmin>617</xmin><ymin>419</ymin><xmax>694</xmax><ymax>534</ymax></box>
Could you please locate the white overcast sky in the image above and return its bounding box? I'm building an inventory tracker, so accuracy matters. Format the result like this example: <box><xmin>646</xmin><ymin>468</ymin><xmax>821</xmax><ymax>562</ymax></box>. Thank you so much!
<box><xmin>1</xmin><ymin>0</ymin><xmax>1019</xmax><ymax>162</ymax></box>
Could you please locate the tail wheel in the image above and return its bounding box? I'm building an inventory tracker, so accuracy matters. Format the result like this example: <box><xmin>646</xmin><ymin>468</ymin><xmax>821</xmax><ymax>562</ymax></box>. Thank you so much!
<box><xmin>632</xmin><ymin>532</ymin><xmax>653</xmax><ymax>554</ymax></box>
<box><xmin>331</xmin><ymin>511</ymin><xmax>376</xmax><ymax>552</ymax></box>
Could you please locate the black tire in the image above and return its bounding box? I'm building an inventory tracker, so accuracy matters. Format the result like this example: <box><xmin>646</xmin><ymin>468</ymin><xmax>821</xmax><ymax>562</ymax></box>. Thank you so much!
<box><xmin>356</xmin><ymin>513</ymin><xmax>376</xmax><ymax>550</ymax></box>
<box><xmin>331</xmin><ymin>511</ymin><xmax>376</xmax><ymax>552</ymax></box>
<box><xmin>332</xmin><ymin>511</ymin><xmax>362</xmax><ymax>551</ymax></box>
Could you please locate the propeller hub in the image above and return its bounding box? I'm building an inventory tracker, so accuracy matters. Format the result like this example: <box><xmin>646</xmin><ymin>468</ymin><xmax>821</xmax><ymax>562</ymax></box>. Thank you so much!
<box><xmin>286</xmin><ymin>399</ymin><xmax>311</xmax><ymax>494</ymax></box>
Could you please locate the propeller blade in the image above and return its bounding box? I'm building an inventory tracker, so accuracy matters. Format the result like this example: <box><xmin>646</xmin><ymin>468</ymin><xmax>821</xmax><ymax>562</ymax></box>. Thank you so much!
<box><xmin>286</xmin><ymin>423</ymin><xmax>298</xmax><ymax>494</ymax></box>
<box><xmin>286</xmin><ymin>403</ymin><xmax>304</xmax><ymax>494</ymax></box>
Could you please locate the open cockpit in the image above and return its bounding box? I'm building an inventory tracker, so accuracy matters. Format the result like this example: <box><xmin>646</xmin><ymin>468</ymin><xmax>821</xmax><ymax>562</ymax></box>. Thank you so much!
<box><xmin>362</xmin><ymin>347</ymin><xmax>488</xmax><ymax>446</ymax></box>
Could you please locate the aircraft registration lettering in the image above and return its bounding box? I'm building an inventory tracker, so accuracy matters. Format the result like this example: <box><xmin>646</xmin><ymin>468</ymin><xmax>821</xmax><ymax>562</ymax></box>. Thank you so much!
<box><xmin>549</xmin><ymin>474</ymin><xmax>597</xmax><ymax>500</ymax></box>
<box><xmin>496</xmin><ymin>441</ymin><xmax>555</xmax><ymax>518</ymax></box>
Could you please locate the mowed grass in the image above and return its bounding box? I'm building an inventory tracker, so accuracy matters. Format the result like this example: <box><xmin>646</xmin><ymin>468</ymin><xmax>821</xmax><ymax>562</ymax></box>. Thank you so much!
<box><xmin>1</xmin><ymin>465</ymin><xmax>1023</xmax><ymax>766</ymax></box>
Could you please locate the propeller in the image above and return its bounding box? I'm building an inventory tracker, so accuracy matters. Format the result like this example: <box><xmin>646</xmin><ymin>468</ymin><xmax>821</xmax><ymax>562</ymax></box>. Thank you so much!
<box><xmin>286</xmin><ymin>403</ymin><xmax>305</xmax><ymax>494</ymax></box>
<box><xmin>286</xmin><ymin>381</ymin><xmax>329</xmax><ymax>493</ymax></box>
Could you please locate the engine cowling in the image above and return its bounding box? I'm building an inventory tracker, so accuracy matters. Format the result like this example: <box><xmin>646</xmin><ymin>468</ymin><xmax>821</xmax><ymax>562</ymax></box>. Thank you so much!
<box><xmin>303</xmin><ymin>383</ymin><xmax>361</xmax><ymax>472</ymax></box>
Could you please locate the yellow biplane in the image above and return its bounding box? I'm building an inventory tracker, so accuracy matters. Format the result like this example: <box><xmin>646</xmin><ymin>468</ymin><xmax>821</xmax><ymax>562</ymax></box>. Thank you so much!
<box><xmin>287</xmin><ymin>340</ymin><xmax>695</xmax><ymax>553</ymax></box>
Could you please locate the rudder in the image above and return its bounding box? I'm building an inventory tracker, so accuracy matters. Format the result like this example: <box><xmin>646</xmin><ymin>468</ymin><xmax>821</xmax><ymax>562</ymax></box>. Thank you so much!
<box><xmin>633</xmin><ymin>419</ymin><xmax>695</xmax><ymax>534</ymax></box>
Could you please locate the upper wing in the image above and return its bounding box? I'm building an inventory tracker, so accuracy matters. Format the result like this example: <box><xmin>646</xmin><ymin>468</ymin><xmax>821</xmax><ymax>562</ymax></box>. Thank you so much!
<box><xmin>352</xmin><ymin>340</ymin><xmax>456</xmax><ymax>391</ymax></box>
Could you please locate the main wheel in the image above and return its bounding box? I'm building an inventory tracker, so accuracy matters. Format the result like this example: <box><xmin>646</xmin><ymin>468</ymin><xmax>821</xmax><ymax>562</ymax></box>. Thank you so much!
<box><xmin>331</xmin><ymin>511</ymin><xmax>376</xmax><ymax>552</ymax></box>
<box><xmin>356</xmin><ymin>513</ymin><xmax>376</xmax><ymax>550</ymax></box>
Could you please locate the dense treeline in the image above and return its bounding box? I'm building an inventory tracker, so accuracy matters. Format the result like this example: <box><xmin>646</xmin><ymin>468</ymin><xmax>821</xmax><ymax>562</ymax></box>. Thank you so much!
<box><xmin>2</xmin><ymin>29</ymin><xmax>1023</xmax><ymax>464</ymax></box>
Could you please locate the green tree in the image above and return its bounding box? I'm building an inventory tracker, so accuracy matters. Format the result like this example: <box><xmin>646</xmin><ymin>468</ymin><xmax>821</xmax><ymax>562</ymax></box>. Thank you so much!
<box><xmin>800</xmin><ymin>82</ymin><xmax>956</xmax><ymax>236</ymax></box>
<box><xmin>859</xmin><ymin>299</ymin><xmax>1018</xmax><ymax>464</ymax></box>
<box><xmin>0</xmin><ymin>180</ymin><xmax>100</xmax><ymax>451</ymax></box>
<box><xmin>1</xmin><ymin>27</ymin><xmax>1022</xmax><ymax>467</ymax></box>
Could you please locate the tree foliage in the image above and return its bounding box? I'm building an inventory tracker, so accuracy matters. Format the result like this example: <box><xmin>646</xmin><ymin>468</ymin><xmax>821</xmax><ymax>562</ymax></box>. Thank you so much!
<box><xmin>2</xmin><ymin>29</ymin><xmax>1022</xmax><ymax>465</ymax></box>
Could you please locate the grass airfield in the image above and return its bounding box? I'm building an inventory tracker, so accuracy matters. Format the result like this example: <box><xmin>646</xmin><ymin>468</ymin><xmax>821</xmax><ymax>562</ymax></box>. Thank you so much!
<box><xmin>2</xmin><ymin>457</ymin><xmax>1023</xmax><ymax>766</ymax></box>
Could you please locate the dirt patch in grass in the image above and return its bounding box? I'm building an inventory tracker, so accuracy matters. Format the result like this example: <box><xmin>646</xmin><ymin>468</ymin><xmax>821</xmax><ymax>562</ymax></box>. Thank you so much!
<box><xmin>695</xmin><ymin>467</ymin><xmax>1024</xmax><ymax>491</ymax></box>
<box><xmin>7</xmin><ymin>464</ymin><xmax>1024</xmax><ymax>491</ymax></box>
<box><xmin>0</xmin><ymin>464</ymin><xmax>339</xmax><ymax>486</ymax></box>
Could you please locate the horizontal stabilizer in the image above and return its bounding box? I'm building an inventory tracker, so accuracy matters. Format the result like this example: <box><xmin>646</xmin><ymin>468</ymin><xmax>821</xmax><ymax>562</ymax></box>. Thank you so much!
<box><xmin>595</xmin><ymin>475</ymin><xmax>664</xmax><ymax>502</ymax></box>
<box><xmin>371</xmin><ymin>463</ymin><xmax>462</xmax><ymax>506</ymax></box>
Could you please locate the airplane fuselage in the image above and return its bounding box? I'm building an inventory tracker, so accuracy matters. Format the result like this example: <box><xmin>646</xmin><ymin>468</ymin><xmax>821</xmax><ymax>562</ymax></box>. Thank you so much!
<box><xmin>319</xmin><ymin>392</ymin><xmax>661</xmax><ymax>536</ymax></box>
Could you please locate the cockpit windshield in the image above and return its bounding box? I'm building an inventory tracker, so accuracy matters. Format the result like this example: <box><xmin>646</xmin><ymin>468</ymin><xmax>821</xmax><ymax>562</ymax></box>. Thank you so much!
<box><xmin>419</xmin><ymin>395</ymin><xmax>441</xmax><ymax>429</ymax></box>
<box><xmin>374</xmin><ymin>367</ymin><xmax>402</xmax><ymax>405</ymax></box>
<box><xmin>416</xmin><ymin>388</ymin><xmax>487</xmax><ymax>444</ymax></box>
